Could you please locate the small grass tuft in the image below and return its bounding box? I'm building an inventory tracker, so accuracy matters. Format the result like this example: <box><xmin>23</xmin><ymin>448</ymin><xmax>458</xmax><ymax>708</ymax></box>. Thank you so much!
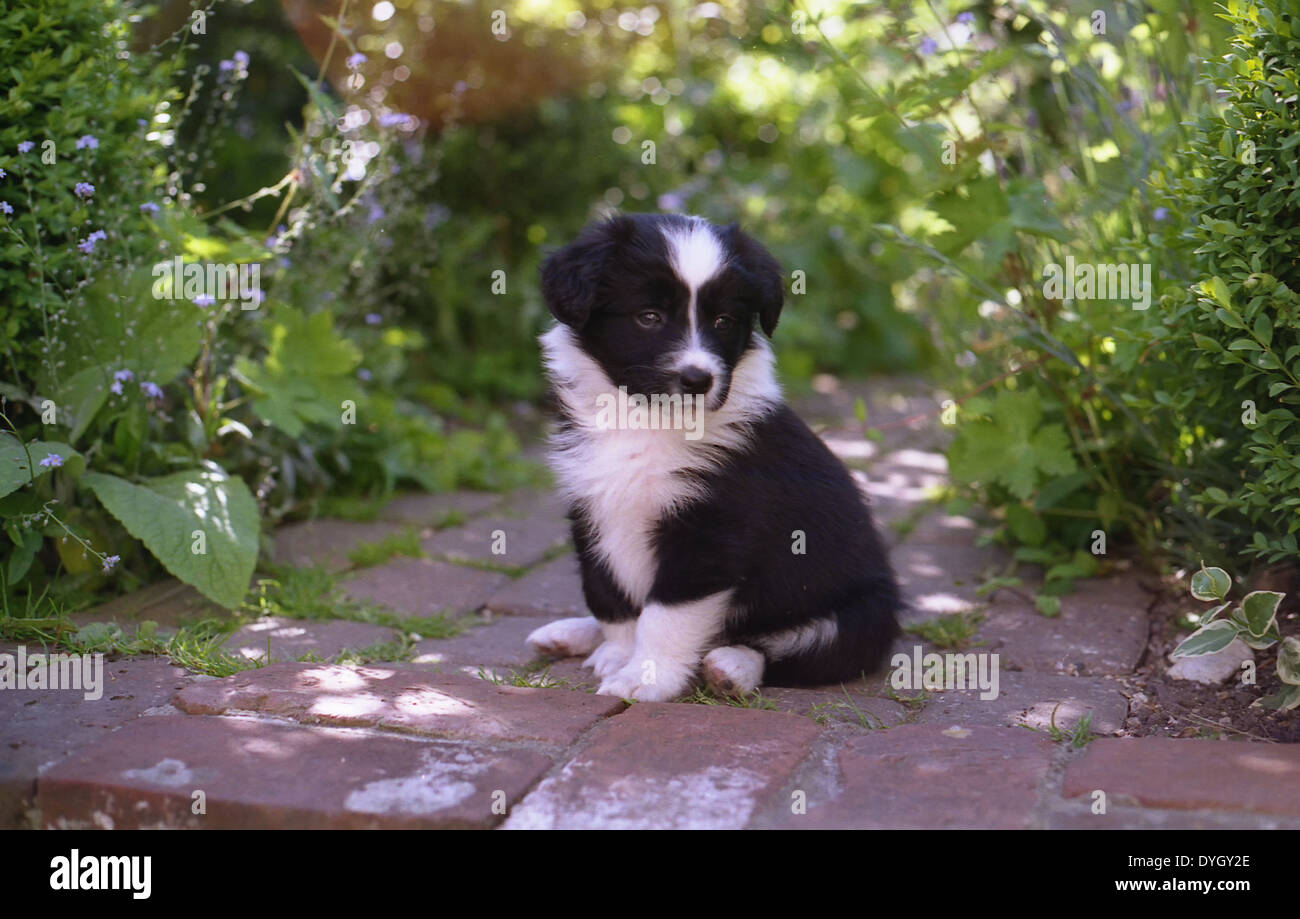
<box><xmin>902</xmin><ymin>610</ymin><xmax>986</xmax><ymax>650</ymax></box>
<box><xmin>347</xmin><ymin>528</ymin><xmax>425</xmax><ymax>568</ymax></box>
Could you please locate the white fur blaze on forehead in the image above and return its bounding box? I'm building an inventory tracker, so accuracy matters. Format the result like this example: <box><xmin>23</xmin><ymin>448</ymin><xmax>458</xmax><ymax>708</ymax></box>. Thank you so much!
<box><xmin>663</xmin><ymin>220</ymin><xmax>727</xmax><ymax>293</ymax></box>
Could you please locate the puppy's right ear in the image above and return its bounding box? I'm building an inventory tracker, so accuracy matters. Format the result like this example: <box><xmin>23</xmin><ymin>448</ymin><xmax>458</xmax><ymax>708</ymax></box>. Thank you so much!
<box><xmin>540</xmin><ymin>216</ymin><xmax>630</xmax><ymax>329</ymax></box>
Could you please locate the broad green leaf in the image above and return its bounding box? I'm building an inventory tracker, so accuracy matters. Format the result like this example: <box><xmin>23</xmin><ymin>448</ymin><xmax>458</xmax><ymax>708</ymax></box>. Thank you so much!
<box><xmin>81</xmin><ymin>466</ymin><xmax>258</xmax><ymax>609</ymax></box>
<box><xmin>1191</xmin><ymin>566</ymin><xmax>1231</xmax><ymax>601</ymax></box>
<box><xmin>1240</xmin><ymin>590</ymin><xmax>1283</xmax><ymax>636</ymax></box>
<box><xmin>1171</xmin><ymin>619</ymin><xmax>1239</xmax><ymax>657</ymax></box>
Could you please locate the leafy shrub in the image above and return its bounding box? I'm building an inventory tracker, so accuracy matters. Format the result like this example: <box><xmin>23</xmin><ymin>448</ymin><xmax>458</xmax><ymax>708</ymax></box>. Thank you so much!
<box><xmin>0</xmin><ymin>2</ymin><xmax>535</xmax><ymax>613</ymax></box>
<box><xmin>1139</xmin><ymin>0</ymin><xmax>1300</xmax><ymax>569</ymax></box>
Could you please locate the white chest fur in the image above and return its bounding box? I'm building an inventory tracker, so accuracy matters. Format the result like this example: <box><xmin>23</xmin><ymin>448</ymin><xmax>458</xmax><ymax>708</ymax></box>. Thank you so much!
<box><xmin>540</xmin><ymin>324</ymin><xmax>782</xmax><ymax>609</ymax></box>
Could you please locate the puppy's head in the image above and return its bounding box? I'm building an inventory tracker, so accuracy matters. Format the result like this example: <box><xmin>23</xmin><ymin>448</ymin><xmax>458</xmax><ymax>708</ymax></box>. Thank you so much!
<box><xmin>540</xmin><ymin>213</ymin><xmax>783</xmax><ymax>409</ymax></box>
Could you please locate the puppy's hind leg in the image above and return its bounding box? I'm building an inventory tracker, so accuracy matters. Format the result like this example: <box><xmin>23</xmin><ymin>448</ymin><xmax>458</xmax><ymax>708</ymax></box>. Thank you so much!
<box><xmin>702</xmin><ymin>646</ymin><xmax>766</xmax><ymax>696</ymax></box>
<box><xmin>526</xmin><ymin>616</ymin><xmax>604</xmax><ymax>659</ymax></box>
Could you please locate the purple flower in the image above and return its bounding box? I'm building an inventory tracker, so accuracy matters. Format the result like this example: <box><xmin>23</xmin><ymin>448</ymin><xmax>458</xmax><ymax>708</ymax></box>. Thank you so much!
<box><xmin>140</xmin><ymin>201</ymin><xmax>160</xmax><ymax>214</ymax></box>
<box><xmin>74</xmin><ymin>182</ymin><xmax>95</xmax><ymax>198</ymax></box>
<box><xmin>379</xmin><ymin>113</ymin><xmax>412</xmax><ymax>129</ymax></box>
<box><xmin>1154</xmin><ymin>207</ymin><xmax>1170</xmax><ymax>222</ymax></box>
<box><xmin>194</xmin><ymin>294</ymin><xmax>215</xmax><ymax>308</ymax></box>
<box><xmin>347</xmin><ymin>53</ymin><xmax>367</xmax><ymax>70</ymax></box>
<box><xmin>77</xmin><ymin>229</ymin><xmax>107</xmax><ymax>254</ymax></box>
<box><xmin>114</xmin><ymin>369</ymin><xmax>135</xmax><ymax>382</ymax></box>
<box><xmin>140</xmin><ymin>381</ymin><xmax>163</xmax><ymax>399</ymax></box>
<box><xmin>17</xmin><ymin>141</ymin><xmax>33</xmax><ymax>154</ymax></box>
<box><xmin>358</xmin><ymin>369</ymin><xmax>372</xmax><ymax>381</ymax></box>
<box><xmin>76</xmin><ymin>135</ymin><xmax>99</xmax><ymax>150</ymax></box>
<box><xmin>102</xmin><ymin>555</ymin><xmax>120</xmax><ymax>572</ymax></box>
<box><xmin>0</xmin><ymin>167</ymin><xmax>6</xmax><ymax>179</ymax></box>
<box><xmin>919</xmin><ymin>37</ymin><xmax>938</xmax><ymax>55</ymax></box>
<box><xmin>219</xmin><ymin>59</ymin><xmax>235</xmax><ymax>72</ymax></box>
<box><xmin>110</xmin><ymin>380</ymin><xmax>123</xmax><ymax>395</ymax></box>
<box><xmin>0</xmin><ymin>201</ymin><xmax>12</xmax><ymax>216</ymax></box>
<box><xmin>234</xmin><ymin>50</ymin><xmax>249</xmax><ymax>68</ymax></box>
<box><xmin>367</xmin><ymin>204</ymin><xmax>386</xmax><ymax>224</ymax></box>
<box><xmin>39</xmin><ymin>454</ymin><xmax>64</xmax><ymax>468</ymax></box>
<box><xmin>365</xmin><ymin>313</ymin><xmax>382</xmax><ymax>325</ymax></box>
<box><xmin>956</xmin><ymin>12</ymin><xmax>975</xmax><ymax>25</ymax></box>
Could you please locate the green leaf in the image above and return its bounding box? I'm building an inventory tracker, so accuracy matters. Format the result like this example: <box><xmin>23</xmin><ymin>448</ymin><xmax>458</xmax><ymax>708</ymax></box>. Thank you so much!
<box><xmin>81</xmin><ymin>465</ymin><xmax>259</xmax><ymax>608</ymax></box>
<box><xmin>1171</xmin><ymin>619</ymin><xmax>1239</xmax><ymax>657</ymax></box>
<box><xmin>1240</xmin><ymin>590</ymin><xmax>1283</xmax><ymax>636</ymax></box>
<box><xmin>1190</xmin><ymin>566</ymin><xmax>1231</xmax><ymax>601</ymax></box>
<box><xmin>1275</xmin><ymin>636</ymin><xmax>1300</xmax><ymax>685</ymax></box>
<box><xmin>1034</xmin><ymin>594</ymin><xmax>1061</xmax><ymax>618</ymax></box>
<box><xmin>0</xmin><ymin>434</ymin><xmax>83</xmax><ymax>498</ymax></box>
<box><xmin>1255</xmin><ymin>684</ymin><xmax>1300</xmax><ymax>711</ymax></box>
<box><xmin>1005</xmin><ymin>503</ymin><xmax>1047</xmax><ymax>546</ymax></box>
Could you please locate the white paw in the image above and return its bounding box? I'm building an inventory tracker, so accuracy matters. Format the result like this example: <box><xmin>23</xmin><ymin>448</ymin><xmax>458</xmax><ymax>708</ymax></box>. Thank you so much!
<box><xmin>525</xmin><ymin>617</ymin><xmax>603</xmax><ymax>659</ymax></box>
<box><xmin>583</xmin><ymin>640</ymin><xmax>634</xmax><ymax>678</ymax></box>
<box><xmin>596</xmin><ymin>660</ymin><xmax>694</xmax><ymax>702</ymax></box>
<box><xmin>702</xmin><ymin>646</ymin><xmax>765</xmax><ymax>696</ymax></box>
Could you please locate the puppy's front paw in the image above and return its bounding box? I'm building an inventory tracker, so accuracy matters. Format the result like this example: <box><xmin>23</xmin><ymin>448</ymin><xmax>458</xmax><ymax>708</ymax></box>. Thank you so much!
<box><xmin>583</xmin><ymin>640</ymin><xmax>633</xmax><ymax>678</ymax></box>
<box><xmin>596</xmin><ymin>659</ymin><xmax>694</xmax><ymax>702</ymax></box>
<box><xmin>525</xmin><ymin>617</ymin><xmax>603</xmax><ymax>659</ymax></box>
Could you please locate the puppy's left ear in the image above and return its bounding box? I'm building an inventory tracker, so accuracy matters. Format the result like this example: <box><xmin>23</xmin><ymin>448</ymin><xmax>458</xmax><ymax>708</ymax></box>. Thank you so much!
<box><xmin>724</xmin><ymin>223</ymin><xmax>784</xmax><ymax>337</ymax></box>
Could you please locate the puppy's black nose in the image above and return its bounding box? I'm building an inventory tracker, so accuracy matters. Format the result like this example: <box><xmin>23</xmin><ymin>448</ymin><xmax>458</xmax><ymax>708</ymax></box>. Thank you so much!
<box><xmin>678</xmin><ymin>366</ymin><xmax>713</xmax><ymax>395</ymax></box>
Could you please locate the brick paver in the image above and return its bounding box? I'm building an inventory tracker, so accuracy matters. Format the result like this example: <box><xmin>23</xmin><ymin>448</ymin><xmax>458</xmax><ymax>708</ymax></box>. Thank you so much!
<box><xmin>0</xmin><ymin>655</ymin><xmax>193</xmax><ymax>828</ymax></box>
<box><xmin>340</xmin><ymin>557</ymin><xmax>508</xmax><ymax>617</ymax></box>
<box><xmin>504</xmin><ymin>703</ymin><xmax>822</xmax><ymax>829</ymax></box>
<box><xmin>172</xmin><ymin>662</ymin><xmax>625</xmax><ymax>745</ymax></box>
<box><xmin>40</xmin><ymin>715</ymin><xmax>551</xmax><ymax>829</ymax></box>
<box><xmin>1063</xmin><ymin>737</ymin><xmax>1300</xmax><ymax>816</ymax></box>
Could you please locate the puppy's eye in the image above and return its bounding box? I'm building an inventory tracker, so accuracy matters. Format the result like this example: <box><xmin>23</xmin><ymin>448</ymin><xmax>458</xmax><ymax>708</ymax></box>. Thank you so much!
<box><xmin>712</xmin><ymin>315</ymin><xmax>736</xmax><ymax>331</ymax></box>
<box><xmin>636</xmin><ymin>310</ymin><xmax>665</xmax><ymax>329</ymax></box>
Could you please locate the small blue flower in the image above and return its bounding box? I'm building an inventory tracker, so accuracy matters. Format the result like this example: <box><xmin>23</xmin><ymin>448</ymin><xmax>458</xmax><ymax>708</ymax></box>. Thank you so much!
<box><xmin>17</xmin><ymin>141</ymin><xmax>33</xmax><ymax>154</ymax></box>
<box><xmin>346</xmin><ymin>53</ymin><xmax>367</xmax><ymax>70</ymax></box>
<box><xmin>39</xmin><ymin>453</ymin><xmax>64</xmax><ymax>468</ymax></box>
<box><xmin>365</xmin><ymin>313</ymin><xmax>382</xmax><ymax>325</ymax></box>
<box><xmin>74</xmin><ymin>182</ymin><xmax>95</xmax><ymax>198</ymax></box>
<box><xmin>219</xmin><ymin>59</ymin><xmax>235</xmax><ymax>72</ymax></box>
<box><xmin>140</xmin><ymin>381</ymin><xmax>163</xmax><ymax>399</ymax></box>
<box><xmin>114</xmin><ymin>369</ymin><xmax>135</xmax><ymax>382</ymax></box>
<box><xmin>1154</xmin><ymin>207</ymin><xmax>1170</xmax><ymax>222</ymax></box>
<box><xmin>77</xmin><ymin>229</ymin><xmax>106</xmax><ymax>254</ymax></box>
<box><xmin>140</xmin><ymin>201</ymin><xmax>160</xmax><ymax>214</ymax></box>
<box><xmin>957</xmin><ymin>12</ymin><xmax>975</xmax><ymax>25</ymax></box>
<box><xmin>76</xmin><ymin>135</ymin><xmax>99</xmax><ymax>150</ymax></box>
<box><xmin>358</xmin><ymin>369</ymin><xmax>372</xmax><ymax>381</ymax></box>
<box><xmin>0</xmin><ymin>167</ymin><xmax>6</xmax><ymax>179</ymax></box>
<box><xmin>367</xmin><ymin>204</ymin><xmax>386</xmax><ymax>224</ymax></box>
<box><xmin>919</xmin><ymin>37</ymin><xmax>939</xmax><ymax>55</ymax></box>
<box><xmin>234</xmin><ymin>50</ymin><xmax>249</xmax><ymax>68</ymax></box>
<box><xmin>110</xmin><ymin>380</ymin><xmax>123</xmax><ymax>395</ymax></box>
<box><xmin>102</xmin><ymin>555</ymin><xmax>120</xmax><ymax>572</ymax></box>
<box><xmin>194</xmin><ymin>294</ymin><xmax>215</xmax><ymax>308</ymax></box>
<box><xmin>0</xmin><ymin>201</ymin><xmax>12</xmax><ymax>216</ymax></box>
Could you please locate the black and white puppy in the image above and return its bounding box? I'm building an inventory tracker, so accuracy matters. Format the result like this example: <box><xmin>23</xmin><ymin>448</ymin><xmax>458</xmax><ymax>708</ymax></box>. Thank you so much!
<box><xmin>526</xmin><ymin>213</ymin><xmax>901</xmax><ymax>701</ymax></box>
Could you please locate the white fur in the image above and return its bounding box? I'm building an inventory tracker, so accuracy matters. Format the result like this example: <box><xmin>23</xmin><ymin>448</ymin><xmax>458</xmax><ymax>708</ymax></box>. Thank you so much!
<box><xmin>540</xmin><ymin>324</ymin><xmax>780</xmax><ymax>609</ymax></box>
<box><xmin>526</xmin><ymin>617</ymin><xmax>604</xmax><ymax>659</ymax></box>
<box><xmin>583</xmin><ymin>620</ymin><xmax>636</xmax><ymax>678</ymax></box>
<box><xmin>702</xmin><ymin>646</ymin><xmax>766</xmax><ymax>695</ymax></box>
<box><xmin>754</xmin><ymin>617</ymin><xmax>838</xmax><ymax>660</ymax></box>
<box><xmin>597</xmin><ymin>590</ymin><xmax>733</xmax><ymax>701</ymax></box>
<box><xmin>662</xmin><ymin>218</ymin><xmax>726</xmax><ymax>297</ymax></box>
